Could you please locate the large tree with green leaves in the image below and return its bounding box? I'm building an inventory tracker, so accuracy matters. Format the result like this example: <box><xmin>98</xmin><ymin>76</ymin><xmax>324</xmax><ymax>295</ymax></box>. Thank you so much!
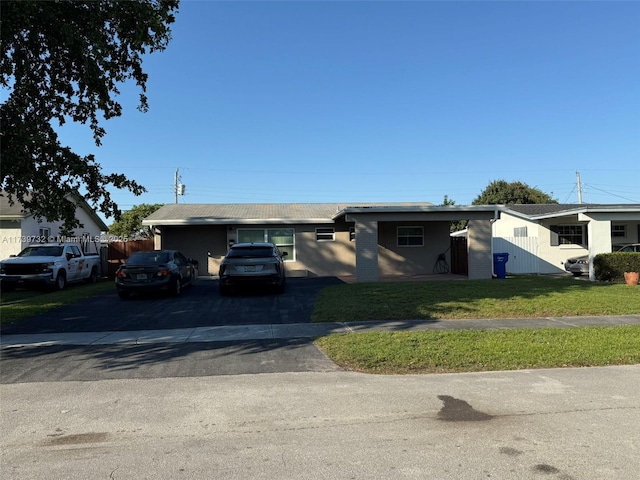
<box><xmin>0</xmin><ymin>0</ymin><xmax>179</xmax><ymax>231</ymax></box>
<box><xmin>472</xmin><ymin>180</ymin><xmax>558</xmax><ymax>205</ymax></box>
<box><xmin>108</xmin><ymin>203</ymin><xmax>163</xmax><ymax>239</ymax></box>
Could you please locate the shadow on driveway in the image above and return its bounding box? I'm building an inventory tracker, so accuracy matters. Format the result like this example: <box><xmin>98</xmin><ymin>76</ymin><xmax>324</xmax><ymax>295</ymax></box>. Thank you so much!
<box><xmin>0</xmin><ymin>277</ymin><xmax>345</xmax><ymax>335</ymax></box>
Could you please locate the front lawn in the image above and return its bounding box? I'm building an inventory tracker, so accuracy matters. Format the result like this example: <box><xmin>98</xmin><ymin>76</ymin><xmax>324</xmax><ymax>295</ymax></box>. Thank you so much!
<box><xmin>313</xmin><ymin>276</ymin><xmax>640</xmax><ymax>374</ymax></box>
<box><xmin>314</xmin><ymin>326</ymin><xmax>640</xmax><ymax>374</ymax></box>
<box><xmin>312</xmin><ymin>276</ymin><xmax>640</xmax><ymax>323</ymax></box>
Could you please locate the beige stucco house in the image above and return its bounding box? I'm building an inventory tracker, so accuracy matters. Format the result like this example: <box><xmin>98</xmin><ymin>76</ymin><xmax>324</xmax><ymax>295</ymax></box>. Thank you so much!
<box><xmin>0</xmin><ymin>192</ymin><xmax>108</xmax><ymax>259</ymax></box>
<box><xmin>492</xmin><ymin>204</ymin><xmax>640</xmax><ymax>279</ymax></box>
<box><xmin>142</xmin><ymin>202</ymin><xmax>502</xmax><ymax>282</ymax></box>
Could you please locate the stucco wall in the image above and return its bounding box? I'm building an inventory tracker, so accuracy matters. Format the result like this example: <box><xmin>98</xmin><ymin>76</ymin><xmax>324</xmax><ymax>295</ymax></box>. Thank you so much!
<box><xmin>377</xmin><ymin>221</ymin><xmax>451</xmax><ymax>276</ymax></box>
<box><xmin>158</xmin><ymin>225</ymin><xmax>227</xmax><ymax>275</ymax></box>
<box><xmin>467</xmin><ymin>219</ymin><xmax>493</xmax><ymax>279</ymax></box>
<box><xmin>293</xmin><ymin>224</ymin><xmax>355</xmax><ymax>276</ymax></box>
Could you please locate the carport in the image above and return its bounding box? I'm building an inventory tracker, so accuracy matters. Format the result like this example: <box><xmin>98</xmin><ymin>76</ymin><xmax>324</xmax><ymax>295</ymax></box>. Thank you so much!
<box><xmin>334</xmin><ymin>205</ymin><xmax>501</xmax><ymax>282</ymax></box>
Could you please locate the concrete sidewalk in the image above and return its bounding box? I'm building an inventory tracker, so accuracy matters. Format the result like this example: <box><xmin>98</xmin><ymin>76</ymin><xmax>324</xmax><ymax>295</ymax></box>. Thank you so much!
<box><xmin>2</xmin><ymin>314</ymin><xmax>640</xmax><ymax>348</ymax></box>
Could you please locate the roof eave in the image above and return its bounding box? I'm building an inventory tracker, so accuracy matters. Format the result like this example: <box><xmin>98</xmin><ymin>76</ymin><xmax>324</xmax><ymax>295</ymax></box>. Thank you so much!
<box><xmin>142</xmin><ymin>218</ymin><xmax>335</xmax><ymax>226</ymax></box>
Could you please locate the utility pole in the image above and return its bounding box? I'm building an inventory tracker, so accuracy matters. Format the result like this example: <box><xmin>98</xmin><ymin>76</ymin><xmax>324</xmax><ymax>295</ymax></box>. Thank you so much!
<box><xmin>174</xmin><ymin>168</ymin><xmax>180</xmax><ymax>204</ymax></box>
<box><xmin>174</xmin><ymin>168</ymin><xmax>186</xmax><ymax>203</ymax></box>
<box><xmin>576</xmin><ymin>171</ymin><xmax>583</xmax><ymax>204</ymax></box>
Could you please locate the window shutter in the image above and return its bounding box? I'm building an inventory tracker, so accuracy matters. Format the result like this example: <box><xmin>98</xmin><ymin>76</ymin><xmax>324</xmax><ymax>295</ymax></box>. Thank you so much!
<box><xmin>550</xmin><ymin>225</ymin><xmax>559</xmax><ymax>246</ymax></box>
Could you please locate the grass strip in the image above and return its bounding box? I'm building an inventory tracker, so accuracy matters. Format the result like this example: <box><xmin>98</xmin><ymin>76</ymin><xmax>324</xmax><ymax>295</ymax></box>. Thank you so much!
<box><xmin>314</xmin><ymin>325</ymin><xmax>640</xmax><ymax>374</ymax></box>
<box><xmin>312</xmin><ymin>276</ymin><xmax>640</xmax><ymax>322</ymax></box>
<box><xmin>0</xmin><ymin>280</ymin><xmax>114</xmax><ymax>325</ymax></box>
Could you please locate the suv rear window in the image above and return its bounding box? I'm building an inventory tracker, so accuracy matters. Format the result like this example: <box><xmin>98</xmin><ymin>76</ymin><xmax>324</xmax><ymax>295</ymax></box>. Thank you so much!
<box><xmin>227</xmin><ymin>247</ymin><xmax>275</xmax><ymax>258</ymax></box>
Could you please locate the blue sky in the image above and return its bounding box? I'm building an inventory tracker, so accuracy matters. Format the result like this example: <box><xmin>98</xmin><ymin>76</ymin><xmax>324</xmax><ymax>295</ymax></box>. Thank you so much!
<box><xmin>56</xmin><ymin>1</ymin><xmax>640</xmax><ymax>223</ymax></box>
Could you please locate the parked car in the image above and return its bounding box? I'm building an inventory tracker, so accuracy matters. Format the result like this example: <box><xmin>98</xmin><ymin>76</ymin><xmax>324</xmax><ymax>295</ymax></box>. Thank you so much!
<box><xmin>564</xmin><ymin>243</ymin><xmax>640</xmax><ymax>276</ymax></box>
<box><xmin>115</xmin><ymin>250</ymin><xmax>197</xmax><ymax>299</ymax></box>
<box><xmin>218</xmin><ymin>242</ymin><xmax>287</xmax><ymax>295</ymax></box>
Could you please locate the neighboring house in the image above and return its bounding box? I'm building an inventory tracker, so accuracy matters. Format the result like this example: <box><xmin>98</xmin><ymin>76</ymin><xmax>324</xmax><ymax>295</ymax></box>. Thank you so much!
<box><xmin>142</xmin><ymin>202</ymin><xmax>502</xmax><ymax>282</ymax></box>
<box><xmin>493</xmin><ymin>204</ymin><xmax>640</xmax><ymax>279</ymax></box>
<box><xmin>0</xmin><ymin>192</ymin><xmax>108</xmax><ymax>259</ymax></box>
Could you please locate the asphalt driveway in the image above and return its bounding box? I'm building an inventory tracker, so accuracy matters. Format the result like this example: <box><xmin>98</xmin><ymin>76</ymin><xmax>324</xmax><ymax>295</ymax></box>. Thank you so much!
<box><xmin>0</xmin><ymin>276</ymin><xmax>344</xmax><ymax>335</ymax></box>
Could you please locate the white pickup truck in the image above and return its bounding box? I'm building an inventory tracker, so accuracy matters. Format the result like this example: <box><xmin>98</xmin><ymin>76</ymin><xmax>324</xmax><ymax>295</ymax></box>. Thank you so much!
<box><xmin>0</xmin><ymin>242</ymin><xmax>101</xmax><ymax>291</ymax></box>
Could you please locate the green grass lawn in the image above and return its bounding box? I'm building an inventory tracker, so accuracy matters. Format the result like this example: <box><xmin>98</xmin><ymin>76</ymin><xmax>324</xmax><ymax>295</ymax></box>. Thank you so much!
<box><xmin>315</xmin><ymin>326</ymin><xmax>640</xmax><ymax>374</ymax></box>
<box><xmin>312</xmin><ymin>276</ymin><xmax>640</xmax><ymax>323</ymax></box>
<box><xmin>313</xmin><ymin>276</ymin><xmax>640</xmax><ymax>374</ymax></box>
<box><xmin>0</xmin><ymin>280</ymin><xmax>114</xmax><ymax>325</ymax></box>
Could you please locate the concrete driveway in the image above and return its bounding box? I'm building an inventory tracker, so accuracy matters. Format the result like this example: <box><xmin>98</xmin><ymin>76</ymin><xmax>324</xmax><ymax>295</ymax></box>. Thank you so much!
<box><xmin>0</xmin><ymin>276</ymin><xmax>344</xmax><ymax>335</ymax></box>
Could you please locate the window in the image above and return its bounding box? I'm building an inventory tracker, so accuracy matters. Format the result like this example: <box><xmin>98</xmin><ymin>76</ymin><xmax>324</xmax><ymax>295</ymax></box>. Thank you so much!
<box><xmin>514</xmin><ymin>226</ymin><xmax>528</xmax><ymax>238</ymax></box>
<box><xmin>550</xmin><ymin>225</ymin><xmax>586</xmax><ymax>246</ymax></box>
<box><xmin>397</xmin><ymin>226</ymin><xmax>424</xmax><ymax>246</ymax></box>
<box><xmin>349</xmin><ymin>227</ymin><xmax>355</xmax><ymax>242</ymax></box>
<box><xmin>38</xmin><ymin>227</ymin><xmax>50</xmax><ymax>242</ymax></box>
<box><xmin>237</xmin><ymin>228</ymin><xmax>295</xmax><ymax>260</ymax></box>
<box><xmin>612</xmin><ymin>225</ymin><xmax>626</xmax><ymax>238</ymax></box>
<box><xmin>316</xmin><ymin>227</ymin><xmax>335</xmax><ymax>242</ymax></box>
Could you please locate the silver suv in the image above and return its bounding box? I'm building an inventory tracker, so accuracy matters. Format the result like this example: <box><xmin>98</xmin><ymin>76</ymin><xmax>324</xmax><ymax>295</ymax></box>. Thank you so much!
<box><xmin>218</xmin><ymin>242</ymin><xmax>287</xmax><ymax>295</ymax></box>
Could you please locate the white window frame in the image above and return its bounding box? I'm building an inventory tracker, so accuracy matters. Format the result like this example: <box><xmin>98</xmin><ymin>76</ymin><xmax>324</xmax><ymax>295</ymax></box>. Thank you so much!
<box><xmin>397</xmin><ymin>226</ymin><xmax>424</xmax><ymax>247</ymax></box>
<box><xmin>551</xmin><ymin>225</ymin><xmax>586</xmax><ymax>246</ymax></box>
<box><xmin>237</xmin><ymin>228</ymin><xmax>295</xmax><ymax>261</ymax></box>
<box><xmin>514</xmin><ymin>226</ymin><xmax>528</xmax><ymax>238</ymax></box>
<box><xmin>38</xmin><ymin>227</ymin><xmax>50</xmax><ymax>242</ymax></box>
<box><xmin>315</xmin><ymin>227</ymin><xmax>335</xmax><ymax>242</ymax></box>
<box><xmin>612</xmin><ymin>224</ymin><xmax>627</xmax><ymax>238</ymax></box>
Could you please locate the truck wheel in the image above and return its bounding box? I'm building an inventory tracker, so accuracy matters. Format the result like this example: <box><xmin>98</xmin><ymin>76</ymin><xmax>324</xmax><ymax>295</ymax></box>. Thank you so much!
<box><xmin>55</xmin><ymin>271</ymin><xmax>66</xmax><ymax>291</ymax></box>
<box><xmin>87</xmin><ymin>267</ymin><xmax>98</xmax><ymax>284</ymax></box>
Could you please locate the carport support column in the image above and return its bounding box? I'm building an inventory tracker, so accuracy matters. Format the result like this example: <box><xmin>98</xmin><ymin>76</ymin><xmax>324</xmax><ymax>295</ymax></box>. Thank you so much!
<box><xmin>354</xmin><ymin>219</ymin><xmax>379</xmax><ymax>283</ymax></box>
<box><xmin>583</xmin><ymin>216</ymin><xmax>611</xmax><ymax>282</ymax></box>
<box><xmin>467</xmin><ymin>219</ymin><xmax>493</xmax><ymax>280</ymax></box>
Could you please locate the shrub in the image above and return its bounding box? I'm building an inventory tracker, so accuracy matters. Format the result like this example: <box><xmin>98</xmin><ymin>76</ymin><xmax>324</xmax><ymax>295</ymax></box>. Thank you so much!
<box><xmin>594</xmin><ymin>252</ymin><xmax>640</xmax><ymax>281</ymax></box>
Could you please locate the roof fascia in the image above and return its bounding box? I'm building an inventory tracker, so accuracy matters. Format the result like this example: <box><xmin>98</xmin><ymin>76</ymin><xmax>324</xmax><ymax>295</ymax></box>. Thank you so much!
<box><xmin>142</xmin><ymin>218</ymin><xmax>335</xmax><ymax>226</ymax></box>
<box><xmin>333</xmin><ymin>205</ymin><xmax>502</xmax><ymax>221</ymax></box>
<box><xmin>505</xmin><ymin>205</ymin><xmax>640</xmax><ymax>221</ymax></box>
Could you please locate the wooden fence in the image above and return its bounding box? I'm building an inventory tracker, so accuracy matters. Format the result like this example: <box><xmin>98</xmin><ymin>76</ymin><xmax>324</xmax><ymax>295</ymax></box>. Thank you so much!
<box><xmin>106</xmin><ymin>239</ymin><xmax>154</xmax><ymax>279</ymax></box>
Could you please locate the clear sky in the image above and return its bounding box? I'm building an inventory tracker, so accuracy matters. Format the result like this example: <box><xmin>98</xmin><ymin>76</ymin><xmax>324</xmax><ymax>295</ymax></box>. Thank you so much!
<box><xmin>56</xmin><ymin>0</ymin><xmax>640</xmax><ymax>224</ymax></box>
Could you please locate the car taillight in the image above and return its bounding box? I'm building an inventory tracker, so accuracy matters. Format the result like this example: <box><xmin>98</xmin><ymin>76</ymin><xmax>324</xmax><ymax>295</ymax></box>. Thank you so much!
<box><xmin>156</xmin><ymin>269</ymin><xmax>171</xmax><ymax>277</ymax></box>
<box><xmin>115</xmin><ymin>270</ymin><xmax>128</xmax><ymax>278</ymax></box>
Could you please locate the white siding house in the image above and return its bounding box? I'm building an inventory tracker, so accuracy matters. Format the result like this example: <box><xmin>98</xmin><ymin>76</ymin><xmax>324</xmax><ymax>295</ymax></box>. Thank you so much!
<box><xmin>0</xmin><ymin>193</ymin><xmax>108</xmax><ymax>259</ymax></box>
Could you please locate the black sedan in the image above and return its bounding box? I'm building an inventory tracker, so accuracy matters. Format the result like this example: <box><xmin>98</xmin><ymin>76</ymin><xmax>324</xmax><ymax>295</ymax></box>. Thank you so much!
<box><xmin>115</xmin><ymin>250</ymin><xmax>197</xmax><ymax>299</ymax></box>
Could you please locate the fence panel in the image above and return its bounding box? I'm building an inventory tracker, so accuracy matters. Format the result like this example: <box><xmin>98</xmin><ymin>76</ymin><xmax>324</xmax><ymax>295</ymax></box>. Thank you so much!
<box><xmin>492</xmin><ymin>237</ymin><xmax>539</xmax><ymax>274</ymax></box>
<box><xmin>107</xmin><ymin>239</ymin><xmax>154</xmax><ymax>278</ymax></box>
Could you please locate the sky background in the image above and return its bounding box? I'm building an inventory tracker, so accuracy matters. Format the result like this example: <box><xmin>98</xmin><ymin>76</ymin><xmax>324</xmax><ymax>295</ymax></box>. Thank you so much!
<box><xmin>55</xmin><ymin>0</ymin><xmax>640</xmax><ymax>224</ymax></box>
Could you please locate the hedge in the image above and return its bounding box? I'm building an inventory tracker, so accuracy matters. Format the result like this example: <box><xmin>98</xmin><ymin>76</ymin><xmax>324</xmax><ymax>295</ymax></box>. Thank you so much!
<box><xmin>594</xmin><ymin>252</ymin><xmax>640</xmax><ymax>281</ymax></box>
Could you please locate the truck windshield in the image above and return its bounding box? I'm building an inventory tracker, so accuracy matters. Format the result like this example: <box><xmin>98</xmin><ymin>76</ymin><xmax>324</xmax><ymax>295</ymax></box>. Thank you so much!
<box><xmin>17</xmin><ymin>246</ymin><xmax>64</xmax><ymax>257</ymax></box>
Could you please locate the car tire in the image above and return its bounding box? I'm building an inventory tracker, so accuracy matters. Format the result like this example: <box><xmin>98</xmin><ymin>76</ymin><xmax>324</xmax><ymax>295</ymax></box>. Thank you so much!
<box><xmin>219</xmin><ymin>284</ymin><xmax>229</xmax><ymax>296</ymax></box>
<box><xmin>118</xmin><ymin>291</ymin><xmax>130</xmax><ymax>300</ymax></box>
<box><xmin>55</xmin><ymin>271</ymin><xmax>66</xmax><ymax>291</ymax></box>
<box><xmin>170</xmin><ymin>278</ymin><xmax>182</xmax><ymax>297</ymax></box>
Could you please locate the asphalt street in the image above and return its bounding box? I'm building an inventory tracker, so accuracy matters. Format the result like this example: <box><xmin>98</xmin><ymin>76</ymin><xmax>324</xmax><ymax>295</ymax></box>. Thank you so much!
<box><xmin>2</xmin><ymin>367</ymin><xmax>639</xmax><ymax>480</ymax></box>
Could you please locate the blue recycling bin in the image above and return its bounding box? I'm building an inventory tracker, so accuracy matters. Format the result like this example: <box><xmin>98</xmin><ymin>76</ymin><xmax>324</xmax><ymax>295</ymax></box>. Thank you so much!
<box><xmin>493</xmin><ymin>253</ymin><xmax>509</xmax><ymax>279</ymax></box>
